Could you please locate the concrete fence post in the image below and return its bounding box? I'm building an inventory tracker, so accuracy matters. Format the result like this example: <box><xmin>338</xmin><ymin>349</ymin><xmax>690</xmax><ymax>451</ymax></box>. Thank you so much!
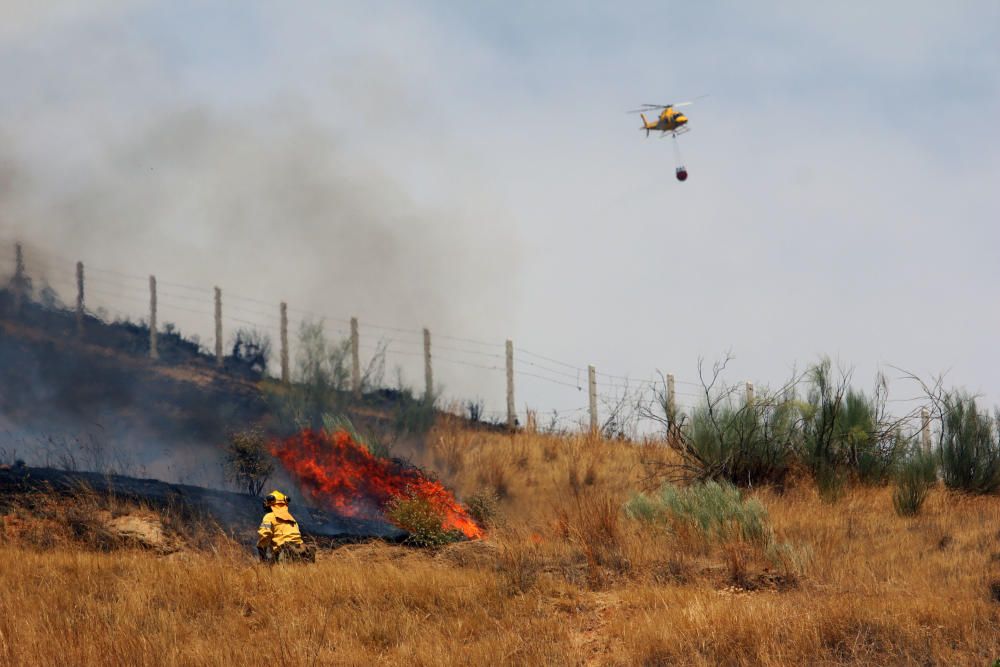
<box><xmin>148</xmin><ymin>275</ymin><xmax>158</xmax><ymax>360</ymax></box>
<box><xmin>214</xmin><ymin>287</ymin><xmax>223</xmax><ymax>367</ymax></box>
<box><xmin>75</xmin><ymin>261</ymin><xmax>84</xmax><ymax>336</ymax></box>
<box><xmin>588</xmin><ymin>365</ymin><xmax>598</xmax><ymax>435</ymax></box>
<box><xmin>280</xmin><ymin>302</ymin><xmax>289</xmax><ymax>384</ymax></box>
<box><xmin>745</xmin><ymin>381</ymin><xmax>754</xmax><ymax>406</ymax></box>
<box><xmin>350</xmin><ymin>317</ymin><xmax>361</xmax><ymax>398</ymax></box>
<box><xmin>666</xmin><ymin>373</ymin><xmax>676</xmax><ymax>432</ymax></box>
<box><xmin>921</xmin><ymin>407</ymin><xmax>932</xmax><ymax>453</ymax></box>
<box><xmin>13</xmin><ymin>243</ymin><xmax>24</xmax><ymax>314</ymax></box>
<box><xmin>423</xmin><ymin>327</ymin><xmax>433</xmax><ymax>402</ymax></box>
<box><xmin>506</xmin><ymin>339</ymin><xmax>515</xmax><ymax>430</ymax></box>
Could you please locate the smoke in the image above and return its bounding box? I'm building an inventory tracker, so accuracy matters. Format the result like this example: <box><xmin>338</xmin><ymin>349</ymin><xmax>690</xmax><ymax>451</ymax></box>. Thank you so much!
<box><xmin>0</xmin><ymin>1</ymin><xmax>519</xmax><ymax>342</ymax></box>
<box><xmin>3</xmin><ymin>107</ymin><xmax>517</xmax><ymax>335</ymax></box>
<box><xmin>0</xmin><ymin>5</ymin><xmax>523</xmax><ymax>466</ymax></box>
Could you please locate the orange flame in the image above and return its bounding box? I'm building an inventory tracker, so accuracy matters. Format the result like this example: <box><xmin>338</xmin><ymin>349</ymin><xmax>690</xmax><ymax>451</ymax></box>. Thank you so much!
<box><xmin>270</xmin><ymin>429</ymin><xmax>484</xmax><ymax>539</ymax></box>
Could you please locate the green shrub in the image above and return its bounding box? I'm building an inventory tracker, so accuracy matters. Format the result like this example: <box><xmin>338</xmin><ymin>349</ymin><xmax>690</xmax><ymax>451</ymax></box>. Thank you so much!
<box><xmin>626</xmin><ymin>480</ymin><xmax>772</xmax><ymax>547</ymax></box>
<box><xmin>384</xmin><ymin>493</ymin><xmax>463</xmax><ymax>547</ymax></box>
<box><xmin>625</xmin><ymin>480</ymin><xmax>809</xmax><ymax>577</ymax></box>
<box><xmin>393</xmin><ymin>388</ymin><xmax>437</xmax><ymax>436</ymax></box>
<box><xmin>939</xmin><ymin>392</ymin><xmax>1000</xmax><ymax>494</ymax></box>
<box><xmin>464</xmin><ymin>490</ymin><xmax>500</xmax><ymax>527</ymax></box>
<box><xmin>682</xmin><ymin>396</ymin><xmax>797</xmax><ymax>486</ymax></box>
<box><xmin>800</xmin><ymin>361</ymin><xmax>903</xmax><ymax>485</ymax></box>
<box><xmin>622</xmin><ymin>492</ymin><xmax>663</xmax><ymax>524</ymax></box>
<box><xmin>893</xmin><ymin>446</ymin><xmax>938</xmax><ymax>516</ymax></box>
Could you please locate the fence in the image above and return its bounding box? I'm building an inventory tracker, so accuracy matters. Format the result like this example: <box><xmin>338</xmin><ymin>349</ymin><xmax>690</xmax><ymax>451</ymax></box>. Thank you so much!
<box><xmin>0</xmin><ymin>240</ymin><xmax>934</xmax><ymax>440</ymax></box>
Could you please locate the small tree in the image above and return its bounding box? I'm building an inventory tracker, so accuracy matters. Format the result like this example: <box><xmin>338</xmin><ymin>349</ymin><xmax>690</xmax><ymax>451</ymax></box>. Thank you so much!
<box><xmin>938</xmin><ymin>392</ymin><xmax>1000</xmax><ymax>494</ymax></box>
<box><xmin>224</xmin><ymin>427</ymin><xmax>275</xmax><ymax>497</ymax></box>
<box><xmin>231</xmin><ymin>327</ymin><xmax>272</xmax><ymax>375</ymax></box>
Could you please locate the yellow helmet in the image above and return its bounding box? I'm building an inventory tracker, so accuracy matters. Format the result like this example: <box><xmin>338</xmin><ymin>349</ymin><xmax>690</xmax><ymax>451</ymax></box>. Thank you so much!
<box><xmin>264</xmin><ymin>490</ymin><xmax>290</xmax><ymax>506</ymax></box>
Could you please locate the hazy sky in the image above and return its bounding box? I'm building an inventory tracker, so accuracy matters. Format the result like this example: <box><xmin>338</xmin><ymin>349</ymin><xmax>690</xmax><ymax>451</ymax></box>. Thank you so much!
<box><xmin>1</xmin><ymin>1</ymin><xmax>998</xmax><ymax>429</ymax></box>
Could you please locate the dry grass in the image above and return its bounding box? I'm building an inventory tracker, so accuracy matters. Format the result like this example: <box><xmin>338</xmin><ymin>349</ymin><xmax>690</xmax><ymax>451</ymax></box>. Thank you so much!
<box><xmin>2</xmin><ymin>422</ymin><xmax>1000</xmax><ymax>665</ymax></box>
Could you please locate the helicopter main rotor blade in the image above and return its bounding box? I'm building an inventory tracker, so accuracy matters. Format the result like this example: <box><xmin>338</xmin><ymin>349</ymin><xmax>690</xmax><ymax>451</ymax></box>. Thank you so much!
<box><xmin>672</xmin><ymin>95</ymin><xmax>711</xmax><ymax>108</ymax></box>
<box><xmin>627</xmin><ymin>104</ymin><xmax>672</xmax><ymax>114</ymax></box>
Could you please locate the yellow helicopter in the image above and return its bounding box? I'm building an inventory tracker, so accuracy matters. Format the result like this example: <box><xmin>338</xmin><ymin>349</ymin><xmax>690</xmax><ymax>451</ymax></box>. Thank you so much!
<box><xmin>629</xmin><ymin>99</ymin><xmax>704</xmax><ymax>181</ymax></box>
<box><xmin>629</xmin><ymin>101</ymin><xmax>696</xmax><ymax>137</ymax></box>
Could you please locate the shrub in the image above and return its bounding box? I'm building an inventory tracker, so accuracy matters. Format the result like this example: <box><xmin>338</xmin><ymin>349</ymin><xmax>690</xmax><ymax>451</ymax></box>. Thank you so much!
<box><xmin>393</xmin><ymin>388</ymin><xmax>437</xmax><ymax>436</ymax></box>
<box><xmin>801</xmin><ymin>361</ymin><xmax>903</xmax><ymax>485</ymax></box>
<box><xmin>622</xmin><ymin>491</ymin><xmax>662</xmax><ymax>524</ymax></box>
<box><xmin>230</xmin><ymin>327</ymin><xmax>271</xmax><ymax>375</ymax></box>
<box><xmin>815</xmin><ymin>463</ymin><xmax>846</xmax><ymax>504</ymax></box>
<box><xmin>223</xmin><ymin>427</ymin><xmax>275</xmax><ymax>497</ymax></box>
<box><xmin>466</xmin><ymin>399</ymin><xmax>485</xmax><ymax>422</ymax></box>
<box><xmin>682</xmin><ymin>396</ymin><xmax>797</xmax><ymax>486</ymax></box>
<box><xmin>937</xmin><ymin>392</ymin><xmax>1000</xmax><ymax>494</ymax></box>
<box><xmin>384</xmin><ymin>493</ymin><xmax>462</xmax><ymax>547</ymax></box>
<box><xmin>893</xmin><ymin>446</ymin><xmax>938</xmax><ymax>516</ymax></box>
<box><xmin>464</xmin><ymin>490</ymin><xmax>500</xmax><ymax>527</ymax></box>
<box><xmin>322</xmin><ymin>414</ymin><xmax>393</xmax><ymax>459</ymax></box>
<box><xmin>625</xmin><ymin>480</ymin><xmax>809</xmax><ymax>578</ymax></box>
<box><xmin>626</xmin><ymin>480</ymin><xmax>771</xmax><ymax>547</ymax></box>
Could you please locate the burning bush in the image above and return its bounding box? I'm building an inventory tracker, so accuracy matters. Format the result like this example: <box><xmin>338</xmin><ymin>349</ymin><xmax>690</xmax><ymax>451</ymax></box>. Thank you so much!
<box><xmin>385</xmin><ymin>493</ymin><xmax>463</xmax><ymax>547</ymax></box>
<box><xmin>269</xmin><ymin>428</ymin><xmax>484</xmax><ymax>539</ymax></box>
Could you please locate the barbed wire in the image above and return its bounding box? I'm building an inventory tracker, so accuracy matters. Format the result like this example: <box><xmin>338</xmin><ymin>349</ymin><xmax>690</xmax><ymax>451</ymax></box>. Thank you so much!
<box><xmin>0</xmin><ymin>240</ymin><xmax>976</xmax><ymax>427</ymax></box>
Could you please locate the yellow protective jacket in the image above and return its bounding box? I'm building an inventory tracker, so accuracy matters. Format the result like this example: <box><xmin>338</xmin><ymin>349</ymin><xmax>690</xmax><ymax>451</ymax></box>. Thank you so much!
<box><xmin>257</xmin><ymin>504</ymin><xmax>303</xmax><ymax>550</ymax></box>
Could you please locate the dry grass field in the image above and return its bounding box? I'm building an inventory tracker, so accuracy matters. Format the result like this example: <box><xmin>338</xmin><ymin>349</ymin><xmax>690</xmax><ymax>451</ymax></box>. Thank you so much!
<box><xmin>2</xmin><ymin>421</ymin><xmax>1000</xmax><ymax>666</ymax></box>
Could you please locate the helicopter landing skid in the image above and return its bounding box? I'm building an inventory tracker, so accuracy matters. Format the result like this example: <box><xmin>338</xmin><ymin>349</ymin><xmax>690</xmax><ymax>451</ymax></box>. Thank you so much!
<box><xmin>660</xmin><ymin>126</ymin><xmax>690</xmax><ymax>138</ymax></box>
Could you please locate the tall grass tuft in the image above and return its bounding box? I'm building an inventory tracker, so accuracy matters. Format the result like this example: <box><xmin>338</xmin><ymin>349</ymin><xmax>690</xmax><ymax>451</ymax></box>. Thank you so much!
<box><xmin>893</xmin><ymin>445</ymin><xmax>938</xmax><ymax>516</ymax></box>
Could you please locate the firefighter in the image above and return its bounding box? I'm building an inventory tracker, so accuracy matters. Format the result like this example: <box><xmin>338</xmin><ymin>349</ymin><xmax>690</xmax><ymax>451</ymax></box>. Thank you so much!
<box><xmin>257</xmin><ymin>490</ymin><xmax>314</xmax><ymax>563</ymax></box>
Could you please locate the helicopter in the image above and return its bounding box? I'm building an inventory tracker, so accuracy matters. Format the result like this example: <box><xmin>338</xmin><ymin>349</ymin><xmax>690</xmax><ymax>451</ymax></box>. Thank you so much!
<box><xmin>629</xmin><ymin>99</ymin><xmax>703</xmax><ymax>181</ymax></box>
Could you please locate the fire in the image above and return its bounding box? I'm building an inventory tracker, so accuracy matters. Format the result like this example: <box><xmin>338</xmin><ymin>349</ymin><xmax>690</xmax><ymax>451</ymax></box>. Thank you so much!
<box><xmin>270</xmin><ymin>429</ymin><xmax>484</xmax><ymax>539</ymax></box>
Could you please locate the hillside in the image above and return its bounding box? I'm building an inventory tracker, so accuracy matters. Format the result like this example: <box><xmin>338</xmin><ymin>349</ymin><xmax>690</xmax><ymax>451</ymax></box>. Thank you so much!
<box><xmin>2</xmin><ymin>285</ymin><xmax>1000</xmax><ymax>665</ymax></box>
<box><xmin>0</xmin><ymin>285</ymin><xmax>457</xmax><ymax>486</ymax></box>
<box><xmin>0</xmin><ymin>286</ymin><xmax>269</xmax><ymax>486</ymax></box>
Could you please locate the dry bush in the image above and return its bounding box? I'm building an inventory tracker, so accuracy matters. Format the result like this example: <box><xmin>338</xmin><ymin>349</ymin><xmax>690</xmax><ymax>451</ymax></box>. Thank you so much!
<box><xmin>384</xmin><ymin>493</ymin><xmax>462</xmax><ymax>547</ymax></box>
<box><xmin>494</xmin><ymin>527</ymin><xmax>544</xmax><ymax>595</ymax></box>
<box><xmin>463</xmin><ymin>490</ymin><xmax>501</xmax><ymax>527</ymax></box>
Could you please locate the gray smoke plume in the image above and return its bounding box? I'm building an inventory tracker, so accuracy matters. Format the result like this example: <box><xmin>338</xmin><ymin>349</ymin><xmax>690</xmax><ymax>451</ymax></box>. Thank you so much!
<box><xmin>0</xmin><ymin>5</ymin><xmax>520</xmax><ymax>485</ymax></box>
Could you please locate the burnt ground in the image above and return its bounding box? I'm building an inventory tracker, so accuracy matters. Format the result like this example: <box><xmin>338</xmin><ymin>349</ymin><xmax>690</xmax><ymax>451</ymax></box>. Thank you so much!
<box><xmin>0</xmin><ymin>287</ymin><xmax>269</xmax><ymax>458</ymax></box>
<box><xmin>0</xmin><ymin>284</ymin><xmax>487</xmax><ymax>543</ymax></box>
<box><xmin>0</xmin><ymin>465</ymin><xmax>405</xmax><ymax>543</ymax></box>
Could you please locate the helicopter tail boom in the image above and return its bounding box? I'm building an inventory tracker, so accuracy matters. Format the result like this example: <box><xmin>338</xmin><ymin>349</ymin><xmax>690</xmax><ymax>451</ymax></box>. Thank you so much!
<box><xmin>640</xmin><ymin>113</ymin><xmax>649</xmax><ymax>137</ymax></box>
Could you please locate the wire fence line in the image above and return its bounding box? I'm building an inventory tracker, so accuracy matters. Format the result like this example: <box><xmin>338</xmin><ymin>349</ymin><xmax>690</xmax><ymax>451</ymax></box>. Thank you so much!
<box><xmin>0</xmin><ymin>240</ymin><xmax>935</xmax><ymax>437</ymax></box>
